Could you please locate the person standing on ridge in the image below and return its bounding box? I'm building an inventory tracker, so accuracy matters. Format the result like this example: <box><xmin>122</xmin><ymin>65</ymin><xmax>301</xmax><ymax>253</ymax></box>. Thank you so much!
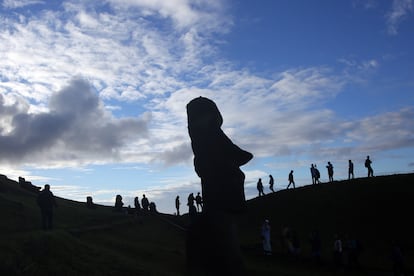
<box><xmin>348</xmin><ymin>160</ymin><xmax>354</xmax><ymax>180</ymax></box>
<box><xmin>37</xmin><ymin>184</ymin><xmax>57</xmax><ymax>230</ymax></box>
<box><xmin>134</xmin><ymin>196</ymin><xmax>141</xmax><ymax>213</ymax></box>
<box><xmin>327</xmin><ymin>162</ymin><xmax>334</xmax><ymax>182</ymax></box>
<box><xmin>269</xmin><ymin>174</ymin><xmax>275</xmax><ymax>192</ymax></box>
<box><xmin>175</xmin><ymin>195</ymin><xmax>180</xmax><ymax>216</ymax></box>
<box><xmin>365</xmin><ymin>156</ymin><xmax>374</xmax><ymax>177</ymax></box>
<box><xmin>141</xmin><ymin>194</ymin><xmax>149</xmax><ymax>211</ymax></box>
<box><xmin>310</xmin><ymin>164</ymin><xmax>316</xmax><ymax>184</ymax></box>
<box><xmin>195</xmin><ymin>192</ymin><xmax>203</xmax><ymax>212</ymax></box>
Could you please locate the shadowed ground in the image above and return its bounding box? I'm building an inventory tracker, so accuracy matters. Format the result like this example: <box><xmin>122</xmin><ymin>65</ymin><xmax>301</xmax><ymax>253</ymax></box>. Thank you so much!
<box><xmin>1</xmin><ymin>173</ymin><xmax>413</xmax><ymax>275</ymax></box>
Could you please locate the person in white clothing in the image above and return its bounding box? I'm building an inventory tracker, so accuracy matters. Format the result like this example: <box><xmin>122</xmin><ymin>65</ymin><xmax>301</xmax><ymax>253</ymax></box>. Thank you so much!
<box><xmin>333</xmin><ymin>234</ymin><xmax>343</xmax><ymax>269</ymax></box>
<box><xmin>261</xmin><ymin>219</ymin><xmax>272</xmax><ymax>255</ymax></box>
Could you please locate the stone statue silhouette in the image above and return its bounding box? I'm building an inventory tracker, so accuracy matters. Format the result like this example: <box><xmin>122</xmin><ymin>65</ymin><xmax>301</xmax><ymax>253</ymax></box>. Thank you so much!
<box><xmin>186</xmin><ymin>96</ymin><xmax>253</xmax><ymax>275</ymax></box>
<box><xmin>187</xmin><ymin>96</ymin><xmax>253</xmax><ymax>213</ymax></box>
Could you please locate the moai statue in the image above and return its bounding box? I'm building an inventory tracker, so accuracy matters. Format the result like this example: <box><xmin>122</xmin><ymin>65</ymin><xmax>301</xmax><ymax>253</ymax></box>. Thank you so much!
<box><xmin>186</xmin><ymin>96</ymin><xmax>253</xmax><ymax>275</ymax></box>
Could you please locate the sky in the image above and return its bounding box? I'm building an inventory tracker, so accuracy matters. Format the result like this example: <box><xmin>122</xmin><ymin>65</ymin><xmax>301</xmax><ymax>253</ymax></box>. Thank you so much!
<box><xmin>1</xmin><ymin>0</ymin><xmax>413</xmax><ymax>214</ymax></box>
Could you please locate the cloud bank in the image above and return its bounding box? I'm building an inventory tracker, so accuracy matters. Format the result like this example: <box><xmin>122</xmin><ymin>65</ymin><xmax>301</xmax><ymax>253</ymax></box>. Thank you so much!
<box><xmin>0</xmin><ymin>78</ymin><xmax>149</xmax><ymax>167</ymax></box>
<box><xmin>0</xmin><ymin>0</ymin><xmax>413</xmax><ymax>174</ymax></box>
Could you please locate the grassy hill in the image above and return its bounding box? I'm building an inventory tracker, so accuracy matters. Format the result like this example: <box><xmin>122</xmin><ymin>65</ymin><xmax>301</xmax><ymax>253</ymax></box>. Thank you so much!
<box><xmin>238</xmin><ymin>173</ymin><xmax>414</xmax><ymax>274</ymax></box>
<box><xmin>1</xmin><ymin>173</ymin><xmax>413</xmax><ymax>275</ymax></box>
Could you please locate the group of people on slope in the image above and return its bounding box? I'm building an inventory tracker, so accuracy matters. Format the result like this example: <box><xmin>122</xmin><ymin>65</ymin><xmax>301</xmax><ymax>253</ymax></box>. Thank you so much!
<box><xmin>257</xmin><ymin>156</ymin><xmax>375</xmax><ymax>195</ymax></box>
<box><xmin>174</xmin><ymin>192</ymin><xmax>203</xmax><ymax>216</ymax></box>
<box><xmin>312</xmin><ymin>156</ymin><xmax>374</xmax><ymax>184</ymax></box>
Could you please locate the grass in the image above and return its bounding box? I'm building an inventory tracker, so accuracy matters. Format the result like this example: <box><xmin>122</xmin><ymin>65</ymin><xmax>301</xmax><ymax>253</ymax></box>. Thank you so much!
<box><xmin>1</xmin><ymin>173</ymin><xmax>413</xmax><ymax>275</ymax></box>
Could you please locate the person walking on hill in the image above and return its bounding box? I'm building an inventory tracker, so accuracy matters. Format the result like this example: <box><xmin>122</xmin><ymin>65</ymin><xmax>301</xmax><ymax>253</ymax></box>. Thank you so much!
<box><xmin>287</xmin><ymin>170</ymin><xmax>295</xmax><ymax>189</ymax></box>
<box><xmin>348</xmin><ymin>160</ymin><xmax>354</xmax><ymax>180</ymax></box>
<box><xmin>314</xmin><ymin>164</ymin><xmax>321</xmax><ymax>184</ymax></box>
<box><xmin>37</xmin><ymin>184</ymin><xmax>57</xmax><ymax>230</ymax></box>
<box><xmin>257</xmin><ymin>178</ymin><xmax>265</xmax><ymax>196</ymax></box>
<box><xmin>365</xmin><ymin>156</ymin><xmax>374</xmax><ymax>177</ymax></box>
<box><xmin>175</xmin><ymin>195</ymin><xmax>180</xmax><ymax>216</ymax></box>
<box><xmin>269</xmin><ymin>174</ymin><xmax>275</xmax><ymax>192</ymax></box>
<box><xmin>327</xmin><ymin>162</ymin><xmax>334</xmax><ymax>182</ymax></box>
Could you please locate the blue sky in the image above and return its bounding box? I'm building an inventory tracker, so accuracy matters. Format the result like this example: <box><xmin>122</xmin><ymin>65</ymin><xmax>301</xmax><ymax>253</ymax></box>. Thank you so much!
<box><xmin>1</xmin><ymin>0</ymin><xmax>413</xmax><ymax>214</ymax></box>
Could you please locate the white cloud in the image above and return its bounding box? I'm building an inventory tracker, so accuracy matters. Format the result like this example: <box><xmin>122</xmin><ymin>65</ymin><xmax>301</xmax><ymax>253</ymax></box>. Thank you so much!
<box><xmin>386</xmin><ymin>0</ymin><xmax>413</xmax><ymax>35</ymax></box>
<box><xmin>2</xmin><ymin>0</ymin><xmax>44</xmax><ymax>9</ymax></box>
<box><xmin>345</xmin><ymin>107</ymin><xmax>414</xmax><ymax>151</ymax></box>
<box><xmin>1</xmin><ymin>0</ymin><xmax>413</xmax><ymax>181</ymax></box>
<box><xmin>106</xmin><ymin>0</ymin><xmax>230</xmax><ymax>32</ymax></box>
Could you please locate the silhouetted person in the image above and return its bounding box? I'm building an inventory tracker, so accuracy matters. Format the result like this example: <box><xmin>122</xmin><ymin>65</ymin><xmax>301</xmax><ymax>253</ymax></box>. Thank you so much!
<box><xmin>287</xmin><ymin>170</ymin><xmax>295</xmax><ymax>189</ymax></box>
<box><xmin>257</xmin><ymin>178</ymin><xmax>265</xmax><ymax>196</ymax></box>
<box><xmin>333</xmin><ymin>234</ymin><xmax>343</xmax><ymax>270</ymax></box>
<box><xmin>390</xmin><ymin>241</ymin><xmax>405</xmax><ymax>276</ymax></box>
<box><xmin>175</xmin><ymin>195</ymin><xmax>180</xmax><ymax>216</ymax></box>
<box><xmin>281</xmin><ymin>226</ymin><xmax>292</xmax><ymax>255</ymax></box>
<box><xmin>261</xmin><ymin>219</ymin><xmax>272</xmax><ymax>255</ymax></box>
<box><xmin>127</xmin><ymin>205</ymin><xmax>135</xmax><ymax>215</ymax></box>
<box><xmin>141</xmin><ymin>194</ymin><xmax>149</xmax><ymax>211</ymax></box>
<box><xmin>149</xmin><ymin>202</ymin><xmax>157</xmax><ymax>213</ymax></box>
<box><xmin>187</xmin><ymin>192</ymin><xmax>195</xmax><ymax>208</ymax></box>
<box><xmin>348</xmin><ymin>160</ymin><xmax>354</xmax><ymax>180</ymax></box>
<box><xmin>365</xmin><ymin>156</ymin><xmax>374</xmax><ymax>177</ymax></box>
<box><xmin>310</xmin><ymin>164</ymin><xmax>316</xmax><ymax>185</ymax></box>
<box><xmin>291</xmin><ymin>230</ymin><xmax>301</xmax><ymax>258</ymax></box>
<box><xmin>327</xmin><ymin>162</ymin><xmax>334</xmax><ymax>182</ymax></box>
<box><xmin>309</xmin><ymin>230</ymin><xmax>322</xmax><ymax>265</ymax></box>
<box><xmin>195</xmin><ymin>192</ymin><xmax>203</xmax><ymax>212</ymax></box>
<box><xmin>37</xmin><ymin>184</ymin><xmax>57</xmax><ymax>230</ymax></box>
<box><xmin>344</xmin><ymin>234</ymin><xmax>362</xmax><ymax>270</ymax></box>
<box><xmin>86</xmin><ymin>196</ymin><xmax>95</xmax><ymax>209</ymax></box>
<box><xmin>186</xmin><ymin>96</ymin><xmax>253</xmax><ymax>275</ymax></box>
<box><xmin>134</xmin><ymin>196</ymin><xmax>141</xmax><ymax>213</ymax></box>
<box><xmin>314</xmin><ymin>164</ymin><xmax>321</xmax><ymax>184</ymax></box>
<box><xmin>187</xmin><ymin>193</ymin><xmax>197</xmax><ymax>219</ymax></box>
<box><xmin>268</xmin><ymin>174</ymin><xmax>275</xmax><ymax>192</ymax></box>
<box><xmin>114</xmin><ymin>194</ymin><xmax>124</xmax><ymax>212</ymax></box>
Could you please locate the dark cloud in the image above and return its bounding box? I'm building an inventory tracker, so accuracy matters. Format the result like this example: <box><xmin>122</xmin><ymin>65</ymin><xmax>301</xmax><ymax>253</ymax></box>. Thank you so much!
<box><xmin>0</xmin><ymin>78</ymin><xmax>149</xmax><ymax>165</ymax></box>
<box><xmin>155</xmin><ymin>142</ymin><xmax>193</xmax><ymax>166</ymax></box>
